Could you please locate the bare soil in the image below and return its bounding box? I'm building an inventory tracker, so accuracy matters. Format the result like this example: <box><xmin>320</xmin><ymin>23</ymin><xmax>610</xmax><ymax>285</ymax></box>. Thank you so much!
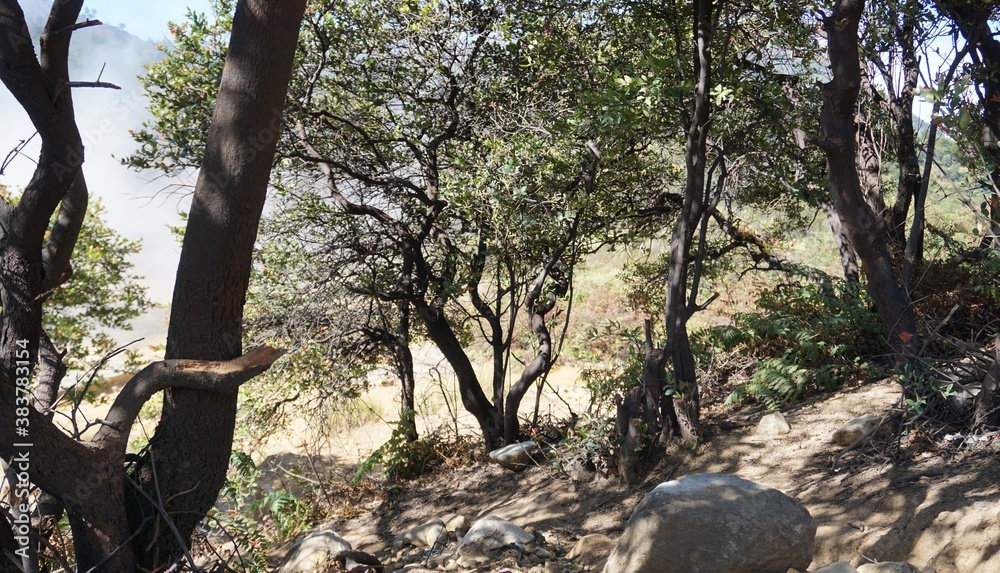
<box><xmin>263</xmin><ymin>374</ymin><xmax>1000</xmax><ymax>573</ymax></box>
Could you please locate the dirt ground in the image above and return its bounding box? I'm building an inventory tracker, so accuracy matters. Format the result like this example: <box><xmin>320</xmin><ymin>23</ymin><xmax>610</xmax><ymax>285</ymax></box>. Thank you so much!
<box><xmin>260</xmin><ymin>371</ymin><xmax>1000</xmax><ymax>573</ymax></box>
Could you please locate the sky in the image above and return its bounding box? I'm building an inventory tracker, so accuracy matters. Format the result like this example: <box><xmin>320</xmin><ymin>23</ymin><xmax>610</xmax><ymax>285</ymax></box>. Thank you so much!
<box><xmin>0</xmin><ymin>1</ymin><xmax>213</xmax><ymax>351</ymax></box>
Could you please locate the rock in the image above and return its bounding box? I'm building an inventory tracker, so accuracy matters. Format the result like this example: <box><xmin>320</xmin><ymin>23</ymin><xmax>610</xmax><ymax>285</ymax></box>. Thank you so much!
<box><xmin>833</xmin><ymin>415</ymin><xmax>891</xmax><ymax>446</ymax></box>
<box><xmin>275</xmin><ymin>531</ymin><xmax>352</xmax><ymax>573</ymax></box>
<box><xmin>392</xmin><ymin>518</ymin><xmax>447</xmax><ymax>549</ymax></box>
<box><xmin>456</xmin><ymin>515</ymin><xmax>536</xmax><ymax>557</ymax></box>
<box><xmin>602</xmin><ymin>473</ymin><xmax>815</xmax><ymax>573</ymax></box>
<box><xmin>566</xmin><ymin>533</ymin><xmax>614</xmax><ymax>569</ymax></box>
<box><xmin>757</xmin><ymin>412</ymin><xmax>792</xmax><ymax>435</ymax></box>
<box><xmin>443</xmin><ymin>514</ymin><xmax>468</xmax><ymax>539</ymax></box>
<box><xmin>857</xmin><ymin>563</ymin><xmax>922</xmax><ymax>573</ymax></box>
<box><xmin>811</xmin><ymin>563</ymin><xmax>860</xmax><ymax>573</ymax></box>
<box><xmin>489</xmin><ymin>441</ymin><xmax>546</xmax><ymax>470</ymax></box>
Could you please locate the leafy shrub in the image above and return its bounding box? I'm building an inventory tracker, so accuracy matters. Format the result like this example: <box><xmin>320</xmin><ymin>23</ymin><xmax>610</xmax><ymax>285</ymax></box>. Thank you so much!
<box><xmin>218</xmin><ymin>450</ymin><xmax>314</xmax><ymax>550</ymax></box>
<box><xmin>353</xmin><ymin>416</ymin><xmax>477</xmax><ymax>484</ymax></box>
<box><xmin>697</xmin><ymin>280</ymin><xmax>887</xmax><ymax>408</ymax></box>
<box><xmin>554</xmin><ymin>322</ymin><xmax>649</xmax><ymax>475</ymax></box>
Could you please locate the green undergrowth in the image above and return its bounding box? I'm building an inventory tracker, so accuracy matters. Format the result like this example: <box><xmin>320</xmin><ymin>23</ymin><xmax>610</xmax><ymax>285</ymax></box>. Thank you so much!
<box><xmin>697</xmin><ymin>280</ymin><xmax>888</xmax><ymax>409</ymax></box>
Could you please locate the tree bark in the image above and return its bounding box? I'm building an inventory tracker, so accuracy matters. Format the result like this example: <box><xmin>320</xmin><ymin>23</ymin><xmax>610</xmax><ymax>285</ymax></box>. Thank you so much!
<box><xmin>819</xmin><ymin>0</ymin><xmax>920</xmax><ymax>360</ymax></box>
<box><xmin>822</xmin><ymin>200</ymin><xmax>860</xmax><ymax>282</ymax></box>
<box><xmin>662</xmin><ymin>0</ymin><xmax>713</xmax><ymax>446</ymax></box>
<box><xmin>130</xmin><ymin>0</ymin><xmax>306</xmax><ymax>566</ymax></box>
<box><xmin>882</xmin><ymin>1</ymin><xmax>921</xmax><ymax>255</ymax></box>
<box><xmin>413</xmin><ymin>299</ymin><xmax>503</xmax><ymax>447</ymax></box>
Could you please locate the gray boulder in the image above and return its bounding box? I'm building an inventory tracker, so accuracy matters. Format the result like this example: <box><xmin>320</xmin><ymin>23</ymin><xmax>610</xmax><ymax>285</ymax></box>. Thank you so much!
<box><xmin>602</xmin><ymin>473</ymin><xmax>815</xmax><ymax>573</ymax></box>
<box><xmin>276</xmin><ymin>531</ymin><xmax>352</xmax><ymax>573</ymax></box>
<box><xmin>757</xmin><ymin>412</ymin><xmax>792</xmax><ymax>435</ymax></box>
<box><xmin>833</xmin><ymin>415</ymin><xmax>891</xmax><ymax>446</ymax></box>
<box><xmin>489</xmin><ymin>441</ymin><xmax>546</xmax><ymax>470</ymax></box>
<box><xmin>811</xmin><ymin>563</ymin><xmax>860</xmax><ymax>573</ymax></box>
<box><xmin>392</xmin><ymin>518</ymin><xmax>447</xmax><ymax>549</ymax></box>
<box><xmin>457</xmin><ymin>515</ymin><xmax>535</xmax><ymax>557</ymax></box>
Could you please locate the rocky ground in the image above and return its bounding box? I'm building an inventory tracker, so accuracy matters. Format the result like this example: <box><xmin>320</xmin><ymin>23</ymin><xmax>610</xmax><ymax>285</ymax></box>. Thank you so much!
<box><xmin>199</xmin><ymin>374</ymin><xmax>1000</xmax><ymax>573</ymax></box>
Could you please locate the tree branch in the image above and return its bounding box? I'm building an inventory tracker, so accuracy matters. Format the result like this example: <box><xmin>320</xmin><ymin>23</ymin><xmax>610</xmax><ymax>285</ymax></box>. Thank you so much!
<box><xmin>94</xmin><ymin>347</ymin><xmax>286</xmax><ymax>446</ymax></box>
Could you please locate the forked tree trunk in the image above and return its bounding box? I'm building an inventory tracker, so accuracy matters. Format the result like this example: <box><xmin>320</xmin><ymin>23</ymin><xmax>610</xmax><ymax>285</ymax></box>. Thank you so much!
<box><xmin>661</xmin><ymin>0</ymin><xmax>713</xmax><ymax>446</ymax></box>
<box><xmin>884</xmin><ymin>1</ymin><xmax>922</xmax><ymax>255</ymax></box>
<box><xmin>819</xmin><ymin>0</ymin><xmax>920</xmax><ymax>360</ymax></box>
<box><xmin>130</xmin><ymin>0</ymin><xmax>306</xmax><ymax>566</ymax></box>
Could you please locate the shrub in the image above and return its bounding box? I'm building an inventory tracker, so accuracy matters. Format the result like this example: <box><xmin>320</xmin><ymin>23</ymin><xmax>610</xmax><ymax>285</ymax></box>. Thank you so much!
<box><xmin>697</xmin><ymin>280</ymin><xmax>887</xmax><ymax>408</ymax></box>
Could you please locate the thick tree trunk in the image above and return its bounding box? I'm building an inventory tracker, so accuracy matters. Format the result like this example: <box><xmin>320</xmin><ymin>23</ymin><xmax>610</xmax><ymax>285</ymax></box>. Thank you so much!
<box><xmin>131</xmin><ymin>0</ymin><xmax>306</xmax><ymax>566</ymax></box>
<box><xmin>819</xmin><ymin>0</ymin><xmax>920</xmax><ymax>360</ymax></box>
<box><xmin>822</xmin><ymin>200</ymin><xmax>860</xmax><ymax>282</ymax></box>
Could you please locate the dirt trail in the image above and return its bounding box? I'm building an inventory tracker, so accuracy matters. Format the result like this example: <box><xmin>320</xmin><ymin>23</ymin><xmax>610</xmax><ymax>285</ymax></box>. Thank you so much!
<box><xmin>265</xmin><ymin>376</ymin><xmax>1000</xmax><ymax>573</ymax></box>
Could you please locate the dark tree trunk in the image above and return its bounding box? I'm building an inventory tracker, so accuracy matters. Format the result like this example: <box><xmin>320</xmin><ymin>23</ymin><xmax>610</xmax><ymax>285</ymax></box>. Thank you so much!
<box><xmin>130</xmin><ymin>0</ymin><xmax>306</xmax><ymax>566</ymax></box>
<box><xmin>884</xmin><ymin>2</ymin><xmax>921</xmax><ymax>255</ymax></box>
<box><xmin>661</xmin><ymin>0</ymin><xmax>713</xmax><ymax>446</ymax></box>
<box><xmin>819</xmin><ymin>0</ymin><xmax>920</xmax><ymax>360</ymax></box>
<box><xmin>395</xmin><ymin>303</ymin><xmax>418</xmax><ymax>442</ymax></box>
<box><xmin>822</xmin><ymin>200</ymin><xmax>860</xmax><ymax>283</ymax></box>
<box><xmin>414</xmin><ymin>300</ymin><xmax>503</xmax><ymax>447</ymax></box>
<box><xmin>503</xmin><ymin>293</ymin><xmax>555</xmax><ymax>445</ymax></box>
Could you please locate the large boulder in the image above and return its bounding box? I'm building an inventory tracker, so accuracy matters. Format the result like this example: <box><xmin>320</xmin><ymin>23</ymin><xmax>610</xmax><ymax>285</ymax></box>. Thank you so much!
<box><xmin>275</xmin><ymin>531</ymin><xmax>352</xmax><ymax>573</ymax></box>
<box><xmin>456</xmin><ymin>515</ymin><xmax>536</xmax><ymax>557</ymax></box>
<box><xmin>602</xmin><ymin>473</ymin><xmax>815</xmax><ymax>573</ymax></box>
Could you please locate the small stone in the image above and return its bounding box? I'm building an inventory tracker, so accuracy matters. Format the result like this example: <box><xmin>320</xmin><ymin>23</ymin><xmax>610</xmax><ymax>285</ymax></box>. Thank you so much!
<box><xmin>393</xmin><ymin>518</ymin><xmax>447</xmax><ymax>549</ymax></box>
<box><xmin>757</xmin><ymin>412</ymin><xmax>792</xmax><ymax>435</ymax></box>
<box><xmin>811</xmin><ymin>563</ymin><xmax>859</xmax><ymax>573</ymax></box>
<box><xmin>444</xmin><ymin>514</ymin><xmax>469</xmax><ymax>539</ymax></box>
<box><xmin>565</xmin><ymin>533</ymin><xmax>614</xmax><ymax>569</ymax></box>
<box><xmin>857</xmin><ymin>563</ymin><xmax>922</xmax><ymax>573</ymax></box>
<box><xmin>533</xmin><ymin>546</ymin><xmax>554</xmax><ymax>559</ymax></box>
<box><xmin>833</xmin><ymin>415</ymin><xmax>891</xmax><ymax>446</ymax></box>
<box><xmin>489</xmin><ymin>441</ymin><xmax>546</xmax><ymax>470</ymax></box>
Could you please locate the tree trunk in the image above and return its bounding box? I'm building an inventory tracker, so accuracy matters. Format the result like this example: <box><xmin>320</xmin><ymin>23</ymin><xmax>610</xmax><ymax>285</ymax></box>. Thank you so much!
<box><xmin>822</xmin><ymin>200</ymin><xmax>860</xmax><ymax>282</ymax></box>
<box><xmin>503</xmin><ymin>294</ymin><xmax>555</xmax><ymax>445</ymax></box>
<box><xmin>395</xmin><ymin>303</ymin><xmax>418</xmax><ymax>442</ymax></box>
<box><xmin>130</xmin><ymin>0</ymin><xmax>306</xmax><ymax>566</ymax></box>
<box><xmin>884</xmin><ymin>3</ymin><xmax>921</xmax><ymax>255</ymax></box>
<box><xmin>662</xmin><ymin>0</ymin><xmax>713</xmax><ymax>446</ymax></box>
<box><xmin>819</xmin><ymin>0</ymin><xmax>920</xmax><ymax>360</ymax></box>
<box><xmin>414</xmin><ymin>300</ymin><xmax>503</xmax><ymax>447</ymax></box>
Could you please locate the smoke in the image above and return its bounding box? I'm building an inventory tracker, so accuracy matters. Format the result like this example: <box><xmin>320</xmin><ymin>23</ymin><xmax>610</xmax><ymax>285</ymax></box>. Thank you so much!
<box><xmin>0</xmin><ymin>4</ymin><xmax>205</xmax><ymax>351</ymax></box>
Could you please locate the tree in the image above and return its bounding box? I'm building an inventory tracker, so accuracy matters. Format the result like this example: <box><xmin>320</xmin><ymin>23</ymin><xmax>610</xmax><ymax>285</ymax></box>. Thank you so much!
<box><xmin>129</xmin><ymin>0</ymin><xmax>661</xmax><ymax>449</ymax></box>
<box><xmin>0</xmin><ymin>0</ymin><xmax>306</xmax><ymax>570</ymax></box>
<box><xmin>815</xmin><ymin>0</ymin><xmax>921</xmax><ymax>361</ymax></box>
